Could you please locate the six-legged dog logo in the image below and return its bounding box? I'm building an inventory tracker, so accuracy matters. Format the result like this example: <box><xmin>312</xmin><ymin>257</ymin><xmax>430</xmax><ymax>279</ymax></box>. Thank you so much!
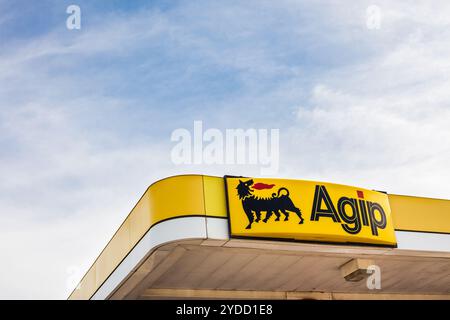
<box><xmin>236</xmin><ymin>179</ymin><xmax>304</xmax><ymax>229</ymax></box>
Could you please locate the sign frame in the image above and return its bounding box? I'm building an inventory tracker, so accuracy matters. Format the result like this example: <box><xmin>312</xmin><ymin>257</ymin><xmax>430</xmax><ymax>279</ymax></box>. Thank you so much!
<box><xmin>224</xmin><ymin>175</ymin><xmax>397</xmax><ymax>248</ymax></box>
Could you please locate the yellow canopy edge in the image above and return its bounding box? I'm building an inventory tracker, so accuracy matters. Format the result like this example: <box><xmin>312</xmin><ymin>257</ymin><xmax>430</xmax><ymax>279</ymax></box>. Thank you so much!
<box><xmin>68</xmin><ymin>175</ymin><xmax>449</xmax><ymax>300</ymax></box>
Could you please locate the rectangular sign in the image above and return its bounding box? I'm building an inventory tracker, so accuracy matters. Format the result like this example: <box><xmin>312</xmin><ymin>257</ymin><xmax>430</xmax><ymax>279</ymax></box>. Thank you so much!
<box><xmin>225</xmin><ymin>177</ymin><xmax>397</xmax><ymax>246</ymax></box>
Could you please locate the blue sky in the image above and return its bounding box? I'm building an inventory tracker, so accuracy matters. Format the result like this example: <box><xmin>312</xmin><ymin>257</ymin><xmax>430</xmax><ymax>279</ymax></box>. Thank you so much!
<box><xmin>1</xmin><ymin>0</ymin><xmax>450</xmax><ymax>298</ymax></box>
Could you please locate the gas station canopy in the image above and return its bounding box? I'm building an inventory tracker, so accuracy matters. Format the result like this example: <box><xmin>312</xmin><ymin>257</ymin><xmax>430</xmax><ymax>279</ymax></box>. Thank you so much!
<box><xmin>69</xmin><ymin>175</ymin><xmax>450</xmax><ymax>300</ymax></box>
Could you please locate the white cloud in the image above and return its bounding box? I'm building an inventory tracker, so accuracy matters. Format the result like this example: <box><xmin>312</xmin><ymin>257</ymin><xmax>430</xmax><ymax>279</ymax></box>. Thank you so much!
<box><xmin>283</xmin><ymin>6</ymin><xmax>450</xmax><ymax>197</ymax></box>
<box><xmin>0</xmin><ymin>11</ymin><xmax>177</xmax><ymax>298</ymax></box>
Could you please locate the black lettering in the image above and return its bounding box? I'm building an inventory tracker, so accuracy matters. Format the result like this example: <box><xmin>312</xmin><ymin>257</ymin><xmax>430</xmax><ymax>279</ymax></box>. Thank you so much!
<box><xmin>367</xmin><ymin>202</ymin><xmax>387</xmax><ymax>236</ymax></box>
<box><xmin>310</xmin><ymin>185</ymin><xmax>341</xmax><ymax>222</ymax></box>
<box><xmin>359</xmin><ymin>199</ymin><xmax>369</xmax><ymax>226</ymax></box>
<box><xmin>337</xmin><ymin>197</ymin><xmax>361</xmax><ymax>234</ymax></box>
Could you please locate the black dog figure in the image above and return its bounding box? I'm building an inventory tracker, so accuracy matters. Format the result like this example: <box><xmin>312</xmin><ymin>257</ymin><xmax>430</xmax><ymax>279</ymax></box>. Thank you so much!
<box><xmin>236</xmin><ymin>179</ymin><xmax>304</xmax><ymax>229</ymax></box>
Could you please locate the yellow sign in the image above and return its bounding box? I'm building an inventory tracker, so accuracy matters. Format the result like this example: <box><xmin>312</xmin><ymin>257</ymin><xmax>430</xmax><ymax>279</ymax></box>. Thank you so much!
<box><xmin>225</xmin><ymin>177</ymin><xmax>397</xmax><ymax>246</ymax></box>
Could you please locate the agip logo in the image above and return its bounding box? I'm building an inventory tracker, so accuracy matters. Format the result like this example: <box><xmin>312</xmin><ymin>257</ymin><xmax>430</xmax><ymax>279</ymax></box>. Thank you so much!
<box><xmin>310</xmin><ymin>185</ymin><xmax>388</xmax><ymax>237</ymax></box>
<box><xmin>236</xmin><ymin>179</ymin><xmax>304</xmax><ymax>229</ymax></box>
<box><xmin>225</xmin><ymin>177</ymin><xmax>397</xmax><ymax>247</ymax></box>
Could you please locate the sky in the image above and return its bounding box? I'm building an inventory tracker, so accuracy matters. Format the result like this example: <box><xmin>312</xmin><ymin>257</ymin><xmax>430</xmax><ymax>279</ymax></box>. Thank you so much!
<box><xmin>0</xmin><ymin>0</ymin><xmax>449</xmax><ymax>299</ymax></box>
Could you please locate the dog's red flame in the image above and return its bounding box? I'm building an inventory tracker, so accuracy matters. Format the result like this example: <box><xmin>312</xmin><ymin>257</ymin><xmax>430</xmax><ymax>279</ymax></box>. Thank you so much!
<box><xmin>252</xmin><ymin>183</ymin><xmax>275</xmax><ymax>190</ymax></box>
